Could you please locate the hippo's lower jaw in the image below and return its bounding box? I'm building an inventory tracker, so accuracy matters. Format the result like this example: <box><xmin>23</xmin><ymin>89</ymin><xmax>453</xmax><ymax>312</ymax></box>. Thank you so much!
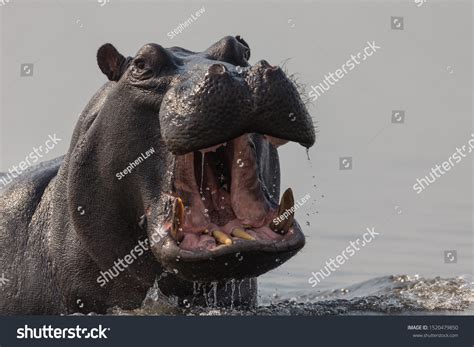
<box><xmin>150</xmin><ymin>133</ymin><xmax>305</xmax><ymax>282</ymax></box>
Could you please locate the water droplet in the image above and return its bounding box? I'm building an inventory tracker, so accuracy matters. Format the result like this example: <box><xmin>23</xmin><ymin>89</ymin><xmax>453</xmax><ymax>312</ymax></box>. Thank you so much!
<box><xmin>199</xmin><ymin>153</ymin><xmax>205</xmax><ymax>198</ymax></box>
<box><xmin>230</xmin><ymin>279</ymin><xmax>236</xmax><ymax>310</ymax></box>
<box><xmin>236</xmin><ymin>158</ymin><xmax>244</xmax><ymax>167</ymax></box>
<box><xmin>289</xmin><ymin>112</ymin><xmax>296</xmax><ymax>121</ymax></box>
<box><xmin>212</xmin><ymin>281</ymin><xmax>218</xmax><ymax>307</ymax></box>
<box><xmin>173</xmin><ymin>268</ymin><xmax>179</xmax><ymax>274</ymax></box>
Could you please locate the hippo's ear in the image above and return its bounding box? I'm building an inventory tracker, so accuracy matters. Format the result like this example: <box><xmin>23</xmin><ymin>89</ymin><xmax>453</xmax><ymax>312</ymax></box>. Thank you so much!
<box><xmin>97</xmin><ymin>43</ymin><xmax>126</xmax><ymax>81</ymax></box>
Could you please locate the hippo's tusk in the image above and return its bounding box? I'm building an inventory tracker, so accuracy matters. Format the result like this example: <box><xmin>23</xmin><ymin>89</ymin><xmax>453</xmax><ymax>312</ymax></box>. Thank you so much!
<box><xmin>269</xmin><ymin>188</ymin><xmax>295</xmax><ymax>234</ymax></box>
<box><xmin>170</xmin><ymin>197</ymin><xmax>185</xmax><ymax>242</ymax></box>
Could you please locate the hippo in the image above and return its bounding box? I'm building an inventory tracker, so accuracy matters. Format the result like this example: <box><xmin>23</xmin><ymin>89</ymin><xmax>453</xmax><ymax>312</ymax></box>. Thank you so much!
<box><xmin>0</xmin><ymin>36</ymin><xmax>315</xmax><ymax>314</ymax></box>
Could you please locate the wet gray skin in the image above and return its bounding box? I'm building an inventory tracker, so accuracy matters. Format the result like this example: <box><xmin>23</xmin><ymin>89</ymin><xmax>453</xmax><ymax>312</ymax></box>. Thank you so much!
<box><xmin>0</xmin><ymin>36</ymin><xmax>315</xmax><ymax>314</ymax></box>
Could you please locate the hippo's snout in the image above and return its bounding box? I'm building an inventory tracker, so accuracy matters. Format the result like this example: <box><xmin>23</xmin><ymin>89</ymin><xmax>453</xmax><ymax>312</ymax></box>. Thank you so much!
<box><xmin>159</xmin><ymin>58</ymin><xmax>315</xmax><ymax>155</ymax></box>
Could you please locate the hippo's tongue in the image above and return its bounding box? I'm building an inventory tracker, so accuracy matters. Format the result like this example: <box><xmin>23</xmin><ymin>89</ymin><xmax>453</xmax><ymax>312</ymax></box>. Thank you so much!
<box><xmin>171</xmin><ymin>134</ymin><xmax>295</xmax><ymax>251</ymax></box>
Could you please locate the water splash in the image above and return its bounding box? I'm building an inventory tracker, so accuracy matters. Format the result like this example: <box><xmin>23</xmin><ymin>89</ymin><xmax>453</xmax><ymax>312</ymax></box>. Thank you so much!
<box><xmin>238</xmin><ymin>280</ymin><xmax>243</xmax><ymax>303</ymax></box>
<box><xmin>108</xmin><ymin>275</ymin><xmax>473</xmax><ymax>316</ymax></box>
<box><xmin>230</xmin><ymin>279</ymin><xmax>236</xmax><ymax>310</ymax></box>
<box><xmin>202</xmin><ymin>284</ymin><xmax>209</xmax><ymax>307</ymax></box>
<box><xmin>212</xmin><ymin>281</ymin><xmax>218</xmax><ymax>307</ymax></box>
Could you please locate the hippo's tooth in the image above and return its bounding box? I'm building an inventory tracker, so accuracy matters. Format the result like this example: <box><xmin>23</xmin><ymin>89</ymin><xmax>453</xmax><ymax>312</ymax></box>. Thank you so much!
<box><xmin>269</xmin><ymin>188</ymin><xmax>295</xmax><ymax>234</ymax></box>
<box><xmin>170</xmin><ymin>197</ymin><xmax>185</xmax><ymax>242</ymax></box>
<box><xmin>212</xmin><ymin>230</ymin><xmax>233</xmax><ymax>245</ymax></box>
<box><xmin>231</xmin><ymin>228</ymin><xmax>255</xmax><ymax>241</ymax></box>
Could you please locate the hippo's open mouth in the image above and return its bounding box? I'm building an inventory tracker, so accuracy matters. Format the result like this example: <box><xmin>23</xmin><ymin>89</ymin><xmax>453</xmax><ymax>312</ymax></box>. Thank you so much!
<box><xmin>154</xmin><ymin>134</ymin><xmax>305</xmax><ymax>281</ymax></box>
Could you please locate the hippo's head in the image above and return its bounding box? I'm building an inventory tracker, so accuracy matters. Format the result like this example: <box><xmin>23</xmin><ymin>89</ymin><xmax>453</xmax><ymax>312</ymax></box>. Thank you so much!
<box><xmin>68</xmin><ymin>36</ymin><xmax>315</xmax><ymax>284</ymax></box>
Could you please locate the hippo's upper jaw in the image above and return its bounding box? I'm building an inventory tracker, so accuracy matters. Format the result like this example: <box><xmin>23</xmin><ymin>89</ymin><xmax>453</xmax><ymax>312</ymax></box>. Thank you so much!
<box><xmin>94</xmin><ymin>36</ymin><xmax>315</xmax><ymax>283</ymax></box>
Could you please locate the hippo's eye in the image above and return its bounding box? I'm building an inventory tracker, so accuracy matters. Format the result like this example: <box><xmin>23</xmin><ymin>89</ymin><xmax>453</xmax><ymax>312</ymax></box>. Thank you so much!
<box><xmin>134</xmin><ymin>59</ymin><xmax>146</xmax><ymax>70</ymax></box>
<box><xmin>131</xmin><ymin>58</ymin><xmax>154</xmax><ymax>80</ymax></box>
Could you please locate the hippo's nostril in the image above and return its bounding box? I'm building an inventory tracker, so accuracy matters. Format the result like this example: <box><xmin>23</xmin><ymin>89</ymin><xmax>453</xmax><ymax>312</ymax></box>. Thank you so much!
<box><xmin>207</xmin><ymin>64</ymin><xmax>227</xmax><ymax>75</ymax></box>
